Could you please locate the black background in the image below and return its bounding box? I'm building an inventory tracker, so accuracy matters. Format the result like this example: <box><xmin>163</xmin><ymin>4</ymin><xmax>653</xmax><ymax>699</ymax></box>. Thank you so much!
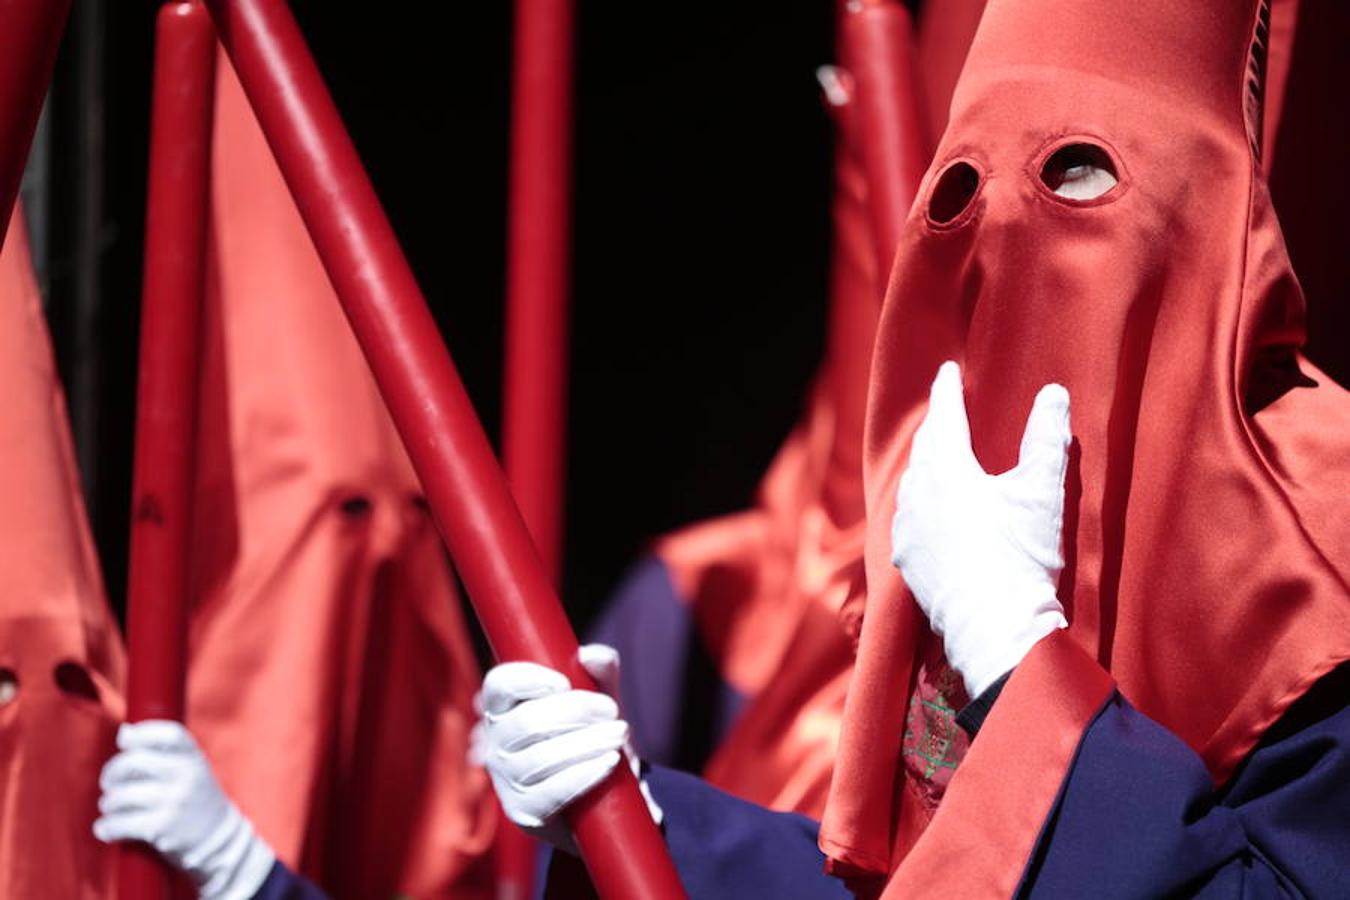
<box><xmin>45</xmin><ymin>2</ymin><xmax>836</xmax><ymax>640</ymax></box>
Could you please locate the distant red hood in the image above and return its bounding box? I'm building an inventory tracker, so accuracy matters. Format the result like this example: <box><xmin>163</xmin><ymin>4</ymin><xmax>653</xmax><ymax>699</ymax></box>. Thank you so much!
<box><xmin>185</xmin><ymin>54</ymin><xmax>495</xmax><ymax>898</ymax></box>
<box><xmin>0</xmin><ymin>206</ymin><xmax>125</xmax><ymax>899</ymax></box>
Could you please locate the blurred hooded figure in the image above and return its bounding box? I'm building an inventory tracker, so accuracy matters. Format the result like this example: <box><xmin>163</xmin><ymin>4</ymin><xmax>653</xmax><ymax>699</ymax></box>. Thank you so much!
<box><xmin>0</xmin><ymin>206</ymin><xmax>126</xmax><ymax>899</ymax></box>
<box><xmin>588</xmin><ymin>0</ymin><xmax>983</xmax><ymax>821</ymax></box>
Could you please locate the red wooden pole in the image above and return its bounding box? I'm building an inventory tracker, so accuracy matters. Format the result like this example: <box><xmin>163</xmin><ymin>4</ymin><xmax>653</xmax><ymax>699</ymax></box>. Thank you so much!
<box><xmin>0</xmin><ymin>0</ymin><xmax>71</xmax><ymax>250</ymax></box>
<box><xmin>121</xmin><ymin>4</ymin><xmax>216</xmax><ymax>897</ymax></box>
<box><xmin>841</xmin><ymin>0</ymin><xmax>929</xmax><ymax>275</ymax></box>
<box><xmin>504</xmin><ymin>0</ymin><xmax>574</xmax><ymax>589</ymax></box>
<box><xmin>200</xmin><ymin>2</ymin><xmax>685</xmax><ymax>896</ymax></box>
<box><xmin>499</xmin><ymin>0</ymin><xmax>574</xmax><ymax>892</ymax></box>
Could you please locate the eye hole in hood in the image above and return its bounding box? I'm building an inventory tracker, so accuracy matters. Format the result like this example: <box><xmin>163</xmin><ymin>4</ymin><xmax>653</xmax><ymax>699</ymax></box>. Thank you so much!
<box><xmin>0</xmin><ymin>669</ymin><xmax>16</xmax><ymax>707</ymax></box>
<box><xmin>927</xmin><ymin>160</ymin><xmax>982</xmax><ymax>225</ymax></box>
<box><xmin>1040</xmin><ymin>143</ymin><xmax>1119</xmax><ymax>201</ymax></box>
<box><xmin>53</xmin><ymin>662</ymin><xmax>100</xmax><ymax>703</ymax></box>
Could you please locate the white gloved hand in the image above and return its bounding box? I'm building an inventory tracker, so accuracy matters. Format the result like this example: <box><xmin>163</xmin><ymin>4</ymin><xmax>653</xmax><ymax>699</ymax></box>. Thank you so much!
<box><xmin>475</xmin><ymin>644</ymin><xmax>662</xmax><ymax>853</ymax></box>
<box><xmin>94</xmin><ymin>720</ymin><xmax>276</xmax><ymax>900</ymax></box>
<box><xmin>892</xmin><ymin>361</ymin><xmax>1071</xmax><ymax>699</ymax></box>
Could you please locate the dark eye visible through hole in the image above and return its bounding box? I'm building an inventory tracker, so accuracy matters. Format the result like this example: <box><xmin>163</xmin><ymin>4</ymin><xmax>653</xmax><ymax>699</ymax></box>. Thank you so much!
<box><xmin>54</xmin><ymin>662</ymin><xmax>100</xmax><ymax>703</ymax></box>
<box><xmin>928</xmin><ymin>161</ymin><xmax>981</xmax><ymax>223</ymax></box>
<box><xmin>339</xmin><ymin>495</ymin><xmax>372</xmax><ymax>517</ymax></box>
<box><xmin>0</xmin><ymin>669</ymin><xmax>16</xmax><ymax>706</ymax></box>
<box><xmin>1041</xmin><ymin>143</ymin><xmax>1119</xmax><ymax>200</ymax></box>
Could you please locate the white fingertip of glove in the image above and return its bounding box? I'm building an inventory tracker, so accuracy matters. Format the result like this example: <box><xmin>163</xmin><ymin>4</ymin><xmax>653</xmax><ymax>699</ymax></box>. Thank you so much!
<box><xmin>576</xmin><ymin>645</ymin><xmax>664</xmax><ymax>828</ymax></box>
<box><xmin>577</xmin><ymin>643</ymin><xmax>622</xmax><ymax>699</ymax></box>
<box><xmin>477</xmin><ymin>646</ymin><xmax>661</xmax><ymax>854</ymax></box>
<box><xmin>892</xmin><ymin>362</ymin><xmax>1070</xmax><ymax>699</ymax></box>
<box><xmin>94</xmin><ymin>720</ymin><xmax>275</xmax><ymax>900</ymax></box>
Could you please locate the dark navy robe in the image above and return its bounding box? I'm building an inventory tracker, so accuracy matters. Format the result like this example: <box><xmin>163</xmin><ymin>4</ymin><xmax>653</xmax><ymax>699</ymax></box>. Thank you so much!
<box><xmin>255</xmin><ymin>664</ymin><xmax>1350</xmax><ymax>899</ymax></box>
<box><xmin>251</xmin><ymin>861</ymin><xmax>329</xmax><ymax>900</ymax></box>
<box><xmin>540</xmin><ymin>664</ymin><xmax>1350</xmax><ymax>898</ymax></box>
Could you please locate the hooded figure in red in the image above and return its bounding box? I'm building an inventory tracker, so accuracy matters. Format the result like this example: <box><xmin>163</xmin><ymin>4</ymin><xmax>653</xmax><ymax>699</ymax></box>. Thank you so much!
<box><xmin>0</xmin><ymin>206</ymin><xmax>126</xmax><ymax>898</ymax></box>
<box><xmin>820</xmin><ymin>0</ymin><xmax>1350</xmax><ymax>891</ymax></box>
<box><xmin>183</xmin><ymin>56</ymin><xmax>495</xmax><ymax>898</ymax></box>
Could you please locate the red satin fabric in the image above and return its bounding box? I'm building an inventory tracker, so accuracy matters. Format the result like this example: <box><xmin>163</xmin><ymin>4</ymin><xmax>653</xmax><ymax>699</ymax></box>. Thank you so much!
<box><xmin>823</xmin><ymin>0</ymin><xmax>1350</xmax><ymax>881</ymax></box>
<box><xmin>0</xmin><ymin>206</ymin><xmax>125</xmax><ymax>898</ymax></box>
<box><xmin>185</xmin><ymin>56</ymin><xmax>494</xmax><ymax>897</ymax></box>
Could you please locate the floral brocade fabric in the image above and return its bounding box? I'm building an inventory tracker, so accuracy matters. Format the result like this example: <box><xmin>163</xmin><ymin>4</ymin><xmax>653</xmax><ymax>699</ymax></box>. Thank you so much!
<box><xmin>900</xmin><ymin>662</ymin><xmax>969</xmax><ymax>810</ymax></box>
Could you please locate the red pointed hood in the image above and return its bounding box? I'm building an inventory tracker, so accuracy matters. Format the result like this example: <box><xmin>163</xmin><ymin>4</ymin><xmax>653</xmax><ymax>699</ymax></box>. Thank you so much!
<box><xmin>185</xmin><ymin>55</ymin><xmax>494</xmax><ymax>897</ymax></box>
<box><xmin>824</xmin><ymin>0</ymin><xmax>1350</xmax><ymax>879</ymax></box>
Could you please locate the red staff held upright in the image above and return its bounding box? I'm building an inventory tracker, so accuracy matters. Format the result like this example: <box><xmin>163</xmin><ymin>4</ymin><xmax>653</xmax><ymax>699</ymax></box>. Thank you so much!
<box><xmin>500</xmin><ymin>0</ymin><xmax>577</xmax><ymax>895</ymax></box>
<box><xmin>121</xmin><ymin>3</ymin><xmax>216</xmax><ymax>897</ymax></box>
<box><xmin>504</xmin><ymin>0</ymin><xmax>575</xmax><ymax>589</ymax></box>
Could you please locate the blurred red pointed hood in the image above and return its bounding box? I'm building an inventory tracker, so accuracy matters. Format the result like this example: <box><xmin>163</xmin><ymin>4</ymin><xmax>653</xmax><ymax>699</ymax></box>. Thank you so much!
<box><xmin>0</xmin><ymin>205</ymin><xmax>125</xmax><ymax>898</ymax></box>
<box><xmin>186</xmin><ymin>54</ymin><xmax>494</xmax><ymax>898</ymax></box>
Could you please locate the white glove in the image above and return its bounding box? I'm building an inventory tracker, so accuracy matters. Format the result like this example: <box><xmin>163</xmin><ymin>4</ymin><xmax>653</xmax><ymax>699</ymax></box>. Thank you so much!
<box><xmin>94</xmin><ymin>720</ymin><xmax>276</xmax><ymax>900</ymax></box>
<box><xmin>475</xmin><ymin>644</ymin><xmax>662</xmax><ymax>853</ymax></box>
<box><xmin>892</xmin><ymin>361</ymin><xmax>1071</xmax><ymax>699</ymax></box>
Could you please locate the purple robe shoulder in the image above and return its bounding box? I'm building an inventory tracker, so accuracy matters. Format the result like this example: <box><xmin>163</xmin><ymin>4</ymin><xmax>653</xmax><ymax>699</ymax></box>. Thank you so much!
<box><xmin>251</xmin><ymin>861</ymin><xmax>330</xmax><ymax>900</ymax></box>
<box><xmin>1020</xmin><ymin>663</ymin><xmax>1350</xmax><ymax>898</ymax></box>
<box><xmin>544</xmin><ymin>660</ymin><xmax>1349</xmax><ymax>898</ymax></box>
<box><xmin>588</xmin><ymin>558</ymin><xmax>746</xmax><ymax>770</ymax></box>
<box><xmin>541</xmin><ymin>765</ymin><xmax>852</xmax><ymax>900</ymax></box>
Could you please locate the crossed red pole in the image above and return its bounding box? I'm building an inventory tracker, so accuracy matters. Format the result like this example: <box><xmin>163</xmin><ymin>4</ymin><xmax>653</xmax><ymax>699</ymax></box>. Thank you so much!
<box><xmin>499</xmin><ymin>0</ymin><xmax>578</xmax><ymax>893</ymax></box>
<box><xmin>841</xmin><ymin>0</ymin><xmax>930</xmax><ymax>275</ymax></box>
<box><xmin>121</xmin><ymin>3</ymin><xmax>217</xmax><ymax>896</ymax></box>
<box><xmin>200</xmin><ymin>1</ymin><xmax>685</xmax><ymax>896</ymax></box>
